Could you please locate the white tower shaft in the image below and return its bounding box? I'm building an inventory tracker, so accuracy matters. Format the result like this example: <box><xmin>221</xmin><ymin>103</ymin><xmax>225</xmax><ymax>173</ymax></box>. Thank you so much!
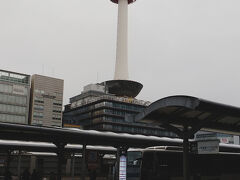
<box><xmin>114</xmin><ymin>0</ymin><xmax>129</xmax><ymax>80</ymax></box>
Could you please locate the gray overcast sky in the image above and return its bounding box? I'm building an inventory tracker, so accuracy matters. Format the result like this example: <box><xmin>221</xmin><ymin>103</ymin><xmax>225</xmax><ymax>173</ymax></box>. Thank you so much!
<box><xmin>1</xmin><ymin>0</ymin><xmax>240</xmax><ymax>106</ymax></box>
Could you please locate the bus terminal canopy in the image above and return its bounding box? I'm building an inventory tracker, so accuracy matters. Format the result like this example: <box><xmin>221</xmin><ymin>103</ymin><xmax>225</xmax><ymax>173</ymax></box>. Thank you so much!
<box><xmin>0</xmin><ymin>122</ymin><xmax>182</xmax><ymax>148</ymax></box>
<box><xmin>135</xmin><ymin>95</ymin><xmax>240</xmax><ymax>138</ymax></box>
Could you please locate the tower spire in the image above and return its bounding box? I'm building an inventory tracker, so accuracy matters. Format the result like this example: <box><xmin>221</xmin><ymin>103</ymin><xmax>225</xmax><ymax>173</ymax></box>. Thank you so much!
<box><xmin>114</xmin><ymin>0</ymin><xmax>129</xmax><ymax>80</ymax></box>
<box><xmin>101</xmin><ymin>0</ymin><xmax>142</xmax><ymax>98</ymax></box>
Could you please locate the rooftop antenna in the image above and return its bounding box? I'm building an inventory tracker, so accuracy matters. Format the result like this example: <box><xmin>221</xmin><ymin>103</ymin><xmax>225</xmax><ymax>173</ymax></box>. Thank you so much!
<box><xmin>42</xmin><ymin>64</ymin><xmax>45</xmax><ymax>75</ymax></box>
<box><xmin>51</xmin><ymin>67</ymin><xmax>55</xmax><ymax>77</ymax></box>
<box><xmin>97</xmin><ymin>72</ymin><xmax>99</xmax><ymax>82</ymax></box>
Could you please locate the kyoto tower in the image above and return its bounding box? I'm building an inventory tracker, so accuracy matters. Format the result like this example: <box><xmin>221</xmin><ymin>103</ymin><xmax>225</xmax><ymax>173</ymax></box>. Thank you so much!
<box><xmin>102</xmin><ymin>0</ymin><xmax>143</xmax><ymax>98</ymax></box>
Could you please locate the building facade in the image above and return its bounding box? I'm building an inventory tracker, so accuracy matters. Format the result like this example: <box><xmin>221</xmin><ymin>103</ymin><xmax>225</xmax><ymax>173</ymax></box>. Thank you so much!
<box><xmin>0</xmin><ymin>69</ymin><xmax>30</xmax><ymax>124</ymax></box>
<box><xmin>63</xmin><ymin>84</ymin><xmax>177</xmax><ymax>137</ymax></box>
<box><xmin>29</xmin><ymin>74</ymin><xmax>64</xmax><ymax>127</ymax></box>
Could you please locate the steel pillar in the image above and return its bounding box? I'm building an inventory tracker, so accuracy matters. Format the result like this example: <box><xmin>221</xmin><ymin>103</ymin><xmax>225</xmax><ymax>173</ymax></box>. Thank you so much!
<box><xmin>17</xmin><ymin>151</ymin><xmax>22</xmax><ymax>179</ymax></box>
<box><xmin>81</xmin><ymin>143</ymin><xmax>87</xmax><ymax>180</ymax></box>
<box><xmin>183</xmin><ymin>127</ymin><xmax>190</xmax><ymax>180</ymax></box>
<box><xmin>115</xmin><ymin>147</ymin><xmax>120</xmax><ymax>180</ymax></box>
<box><xmin>71</xmin><ymin>153</ymin><xmax>75</xmax><ymax>178</ymax></box>
<box><xmin>55</xmin><ymin>142</ymin><xmax>66</xmax><ymax>180</ymax></box>
<box><xmin>5</xmin><ymin>150</ymin><xmax>11</xmax><ymax>173</ymax></box>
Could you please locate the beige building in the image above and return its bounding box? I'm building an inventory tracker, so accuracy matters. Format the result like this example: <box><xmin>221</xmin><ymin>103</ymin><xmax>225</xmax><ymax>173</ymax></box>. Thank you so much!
<box><xmin>29</xmin><ymin>74</ymin><xmax>64</xmax><ymax>127</ymax></box>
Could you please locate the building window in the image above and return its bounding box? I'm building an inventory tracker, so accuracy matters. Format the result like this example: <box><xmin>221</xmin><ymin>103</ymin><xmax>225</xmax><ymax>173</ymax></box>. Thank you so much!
<box><xmin>34</xmin><ymin>105</ymin><xmax>44</xmax><ymax>110</ymax></box>
<box><xmin>0</xmin><ymin>103</ymin><xmax>26</xmax><ymax>114</ymax></box>
<box><xmin>53</xmin><ymin>110</ymin><xmax>61</xmax><ymax>113</ymax></box>
<box><xmin>113</xmin><ymin>125</ymin><xmax>122</xmax><ymax>131</ymax></box>
<box><xmin>52</xmin><ymin>114</ymin><xmax>61</xmax><ymax>120</ymax></box>
<box><xmin>0</xmin><ymin>113</ymin><xmax>25</xmax><ymax>123</ymax></box>
<box><xmin>32</xmin><ymin>119</ymin><xmax>43</xmax><ymax>125</ymax></box>
<box><xmin>34</xmin><ymin>97</ymin><xmax>44</xmax><ymax>103</ymax></box>
<box><xmin>53</xmin><ymin>107</ymin><xmax>62</xmax><ymax>111</ymax></box>
<box><xmin>33</xmin><ymin>112</ymin><xmax>43</xmax><ymax>118</ymax></box>
<box><xmin>53</xmin><ymin>100</ymin><xmax>62</xmax><ymax>106</ymax></box>
<box><xmin>0</xmin><ymin>83</ymin><xmax>12</xmax><ymax>93</ymax></box>
<box><xmin>34</xmin><ymin>89</ymin><xmax>44</xmax><ymax>94</ymax></box>
<box><xmin>0</xmin><ymin>94</ymin><xmax>27</xmax><ymax>105</ymax></box>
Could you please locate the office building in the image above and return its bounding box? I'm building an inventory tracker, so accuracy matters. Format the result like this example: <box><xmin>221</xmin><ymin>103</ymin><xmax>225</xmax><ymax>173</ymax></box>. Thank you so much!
<box><xmin>0</xmin><ymin>69</ymin><xmax>30</xmax><ymax>124</ymax></box>
<box><xmin>29</xmin><ymin>74</ymin><xmax>64</xmax><ymax>127</ymax></box>
<box><xmin>63</xmin><ymin>84</ymin><xmax>177</xmax><ymax>137</ymax></box>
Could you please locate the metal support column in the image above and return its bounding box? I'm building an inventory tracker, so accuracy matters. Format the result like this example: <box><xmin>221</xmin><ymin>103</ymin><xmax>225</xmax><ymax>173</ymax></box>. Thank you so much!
<box><xmin>57</xmin><ymin>151</ymin><xmax>63</xmax><ymax>180</ymax></box>
<box><xmin>108</xmin><ymin>165</ymin><xmax>112</xmax><ymax>180</ymax></box>
<box><xmin>55</xmin><ymin>142</ymin><xmax>66</xmax><ymax>180</ymax></box>
<box><xmin>71</xmin><ymin>153</ymin><xmax>75</xmax><ymax>179</ymax></box>
<box><xmin>115</xmin><ymin>147</ymin><xmax>120</xmax><ymax>180</ymax></box>
<box><xmin>183</xmin><ymin>127</ymin><xmax>190</xmax><ymax>180</ymax></box>
<box><xmin>17</xmin><ymin>151</ymin><xmax>22</xmax><ymax>179</ymax></box>
<box><xmin>5</xmin><ymin>150</ymin><xmax>11</xmax><ymax>173</ymax></box>
<box><xmin>81</xmin><ymin>143</ymin><xmax>87</xmax><ymax>180</ymax></box>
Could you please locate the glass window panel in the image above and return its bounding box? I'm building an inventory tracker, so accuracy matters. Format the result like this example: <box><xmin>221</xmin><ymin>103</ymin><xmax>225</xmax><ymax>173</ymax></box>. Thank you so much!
<box><xmin>2</xmin><ymin>95</ymin><xmax>7</xmax><ymax>102</ymax></box>
<box><xmin>0</xmin><ymin>103</ymin><xmax>26</xmax><ymax>114</ymax></box>
<box><xmin>8</xmin><ymin>96</ymin><xmax>14</xmax><ymax>103</ymax></box>
<box><xmin>3</xmin><ymin>85</ymin><xmax>8</xmax><ymax>93</ymax></box>
<box><xmin>22</xmin><ymin>97</ymin><xmax>26</xmax><ymax>104</ymax></box>
<box><xmin>15</xmin><ymin>96</ymin><xmax>21</xmax><ymax>104</ymax></box>
<box><xmin>0</xmin><ymin>104</ymin><xmax>2</xmax><ymax>111</ymax></box>
<box><xmin>11</xmin><ymin>105</ymin><xmax>14</xmax><ymax>113</ymax></box>
<box><xmin>0</xmin><ymin>94</ymin><xmax>3</xmax><ymax>102</ymax></box>
<box><xmin>20</xmin><ymin>107</ymin><xmax>23</xmax><ymax>114</ymax></box>
<box><xmin>1</xmin><ymin>104</ymin><xmax>4</xmax><ymax>111</ymax></box>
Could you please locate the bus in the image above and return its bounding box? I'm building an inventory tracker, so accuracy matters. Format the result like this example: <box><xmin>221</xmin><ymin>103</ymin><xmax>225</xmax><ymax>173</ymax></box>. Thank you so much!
<box><xmin>139</xmin><ymin>146</ymin><xmax>240</xmax><ymax>180</ymax></box>
<box><xmin>127</xmin><ymin>149</ymin><xmax>142</xmax><ymax>180</ymax></box>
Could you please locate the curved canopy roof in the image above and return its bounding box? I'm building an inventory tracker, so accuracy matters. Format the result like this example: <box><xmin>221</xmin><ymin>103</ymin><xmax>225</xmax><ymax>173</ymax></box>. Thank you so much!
<box><xmin>0</xmin><ymin>122</ymin><xmax>182</xmax><ymax>148</ymax></box>
<box><xmin>1</xmin><ymin>140</ymin><xmax>240</xmax><ymax>154</ymax></box>
<box><xmin>135</xmin><ymin>95</ymin><xmax>240</xmax><ymax>137</ymax></box>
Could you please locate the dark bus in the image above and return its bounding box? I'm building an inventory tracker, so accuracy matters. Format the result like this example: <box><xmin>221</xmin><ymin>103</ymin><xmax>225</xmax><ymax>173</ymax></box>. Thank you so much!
<box><xmin>127</xmin><ymin>149</ymin><xmax>142</xmax><ymax>180</ymax></box>
<box><xmin>139</xmin><ymin>147</ymin><xmax>240</xmax><ymax>180</ymax></box>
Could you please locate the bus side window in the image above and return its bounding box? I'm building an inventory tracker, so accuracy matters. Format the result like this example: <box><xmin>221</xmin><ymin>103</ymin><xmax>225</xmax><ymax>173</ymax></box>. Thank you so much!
<box><xmin>133</xmin><ymin>158</ymin><xmax>141</xmax><ymax>166</ymax></box>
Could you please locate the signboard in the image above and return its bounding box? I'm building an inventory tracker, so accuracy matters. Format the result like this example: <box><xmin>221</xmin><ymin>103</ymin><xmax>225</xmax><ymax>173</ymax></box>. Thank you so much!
<box><xmin>219</xmin><ymin>136</ymin><xmax>234</xmax><ymax>144</ymax></box>
<box><xmin>197</xmin><ymin>140</ymin><xmax>219</xmax><ymax>154</ymax></box>
<box><xmin>195</xmin><ymin>132</ymin><xmax>217</xmax><ymax>141</ymax></box>
<box><xmin>119</xmin><ymin>155</ymin><xmax>127</xmax><ymax>180</ymax></box>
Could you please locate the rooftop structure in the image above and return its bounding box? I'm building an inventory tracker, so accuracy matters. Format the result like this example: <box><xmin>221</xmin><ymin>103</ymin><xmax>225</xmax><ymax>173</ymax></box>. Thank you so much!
<box><xmin>63</xmin><ymin>84</ymin><xmax>177</xmax><ymax>138</ymax></box>
<box><xmin>69</xmin><ymin>84</ymin><xmax>149</xmax><ymax>109</ymax></box>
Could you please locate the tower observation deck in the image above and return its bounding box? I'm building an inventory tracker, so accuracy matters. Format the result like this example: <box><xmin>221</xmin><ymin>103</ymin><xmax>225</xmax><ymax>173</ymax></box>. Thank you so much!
<box><xmin>110</xmin><ymin>0</ymin><xmax>136</xmax><ymax>4</ymax></box>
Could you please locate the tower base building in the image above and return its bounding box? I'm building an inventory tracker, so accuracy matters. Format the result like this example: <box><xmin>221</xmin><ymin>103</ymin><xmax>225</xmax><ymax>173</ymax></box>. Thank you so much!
<box><xmin>63</xmin><ymin>84</ymin><xmax>177</xmax><ymax>137</ymax></box>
